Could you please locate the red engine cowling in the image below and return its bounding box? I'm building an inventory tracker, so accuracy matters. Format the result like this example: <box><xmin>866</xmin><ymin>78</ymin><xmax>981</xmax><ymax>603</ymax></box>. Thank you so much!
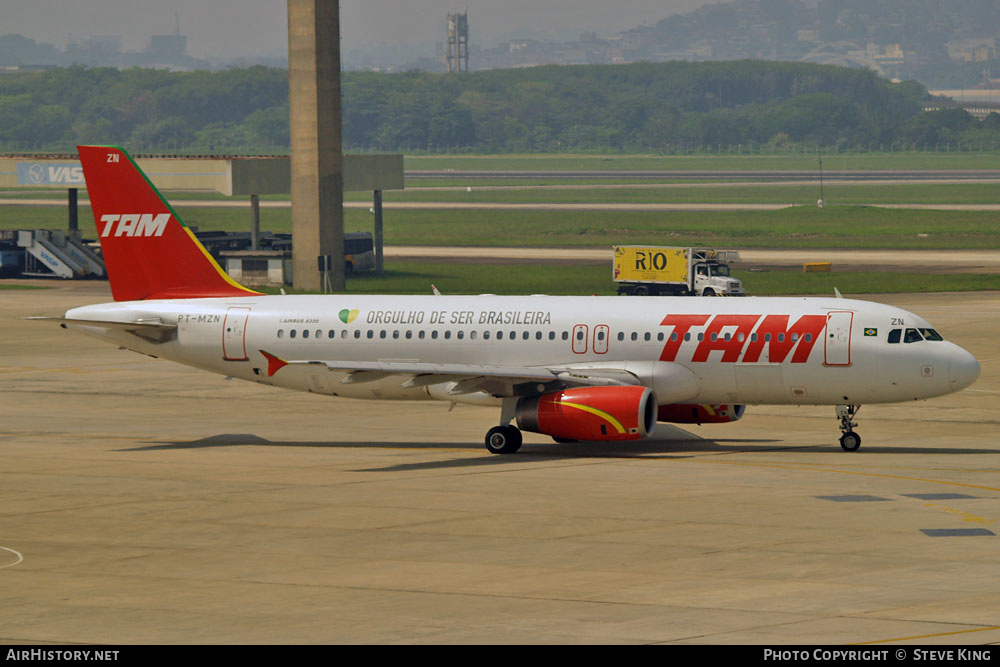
<box><xmin>657</xmin><ymin>404</ymin><xmax>746</xmax><ymax>424</ymax></box>
<box><xmin>516</xmin><ymin>386</ymin><xmax>657</xmax><ymax>442</ymax></box>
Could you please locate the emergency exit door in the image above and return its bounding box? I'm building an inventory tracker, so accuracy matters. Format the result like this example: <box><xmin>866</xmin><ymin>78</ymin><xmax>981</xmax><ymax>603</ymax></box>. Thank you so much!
<box><xmin>223</xmin><ymin>307</ymin><xmax>251</xmax><ymax>361</ymax></box>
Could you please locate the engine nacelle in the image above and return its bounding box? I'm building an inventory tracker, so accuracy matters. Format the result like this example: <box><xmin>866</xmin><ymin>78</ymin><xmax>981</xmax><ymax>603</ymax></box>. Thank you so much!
<box><xmin>516</xmin><ymin>386</ymin><xmax>657</xmax><ymax>442</ymax></box>
<box><xmin>657</xmin><ymin>403</ymin><xmax>746</xmax><ymax>424</ymax></box>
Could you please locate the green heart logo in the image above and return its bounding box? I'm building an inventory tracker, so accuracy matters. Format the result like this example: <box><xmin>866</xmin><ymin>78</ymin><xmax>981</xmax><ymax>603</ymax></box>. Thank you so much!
<box><xmin>338</xmin><ymin>308</ymin><xmax>359</xmax><ymax>324</ymax></box>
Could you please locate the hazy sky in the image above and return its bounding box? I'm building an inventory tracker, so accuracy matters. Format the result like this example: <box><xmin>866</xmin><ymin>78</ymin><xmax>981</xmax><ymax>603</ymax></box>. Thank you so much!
<box><xmin>4</xmin><ymin>0</ymin><xmax>714</xmax><ymax>60</ymax></box>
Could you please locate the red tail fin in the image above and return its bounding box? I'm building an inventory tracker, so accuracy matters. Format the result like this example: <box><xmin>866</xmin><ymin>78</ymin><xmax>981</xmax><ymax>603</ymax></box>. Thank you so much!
<box><xmin>78</xmin><ymin>145</ymin><xmax>261</xmax><ymax>301</ymax></box>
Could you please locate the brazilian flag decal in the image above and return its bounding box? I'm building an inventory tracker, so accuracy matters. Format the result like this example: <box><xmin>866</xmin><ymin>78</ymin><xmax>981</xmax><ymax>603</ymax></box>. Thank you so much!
<box><xmin>864</xmin><ymin>328</ymin><xmax>878</xmax><ymax>336</ymax></box>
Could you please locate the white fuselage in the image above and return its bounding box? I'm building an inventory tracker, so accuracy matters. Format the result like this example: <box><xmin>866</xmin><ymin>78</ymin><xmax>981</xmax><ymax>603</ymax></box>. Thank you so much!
<box><xmin>65</xmin><ymin>294</ymin><xmax>980</xmax><ymax>408</ymax></box>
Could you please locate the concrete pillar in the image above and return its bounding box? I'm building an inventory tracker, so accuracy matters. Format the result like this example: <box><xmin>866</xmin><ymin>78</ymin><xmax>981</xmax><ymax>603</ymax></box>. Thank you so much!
<box><xmin>288</xmin><ymin>0</ymin><xmax>344</xmax><ymax>291</ymax></box>
<box><xmin>67</xmin><ymin>188</ymin><xmax>78</xmax><ymax>233</ymax></box>
<box><xmin>250</xmin><ymin>194</ymin><xmax>260</xmax><ymax>251</ymax></box>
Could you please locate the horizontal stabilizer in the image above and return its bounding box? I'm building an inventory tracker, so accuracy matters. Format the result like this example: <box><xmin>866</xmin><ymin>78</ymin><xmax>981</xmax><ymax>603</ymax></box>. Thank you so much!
<box><xmin>27</xmin><ymin>316</ymin><xmax>177</xmax><ymax>343</ymax></box>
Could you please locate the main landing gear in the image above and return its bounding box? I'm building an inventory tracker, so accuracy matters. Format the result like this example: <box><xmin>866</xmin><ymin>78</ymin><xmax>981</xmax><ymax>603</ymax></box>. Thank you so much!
<box><xmin>485</xmin><ymin>397</ymin><xmax>523</xmax><ymax>454</ymax></box>
<box><xmin>485</xmin><ymin>425</ymin><xmax>522</xmax><ymax>454</ymax></box>
<box><xmin>836</xmin><ymin>404</ymin><xmax>861</xmax><ymax>452</ymax></box>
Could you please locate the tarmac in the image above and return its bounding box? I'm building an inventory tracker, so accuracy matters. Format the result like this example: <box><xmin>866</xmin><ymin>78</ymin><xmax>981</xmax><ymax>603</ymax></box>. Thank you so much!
<box><xmin>1</xmin><ymin>280</ymin><xmax>998</xmax><ymax>644</ymax></box>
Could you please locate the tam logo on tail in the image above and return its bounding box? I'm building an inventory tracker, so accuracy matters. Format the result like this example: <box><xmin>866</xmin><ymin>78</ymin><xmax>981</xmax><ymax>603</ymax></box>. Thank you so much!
<box><xmin>100</xmin><ymin>214</ymin><xmax>170</xmax><ymax>238</ymax></box>
<box><xmin>78</xmin><ymin>144</ymin><xmax>261</xmax><ymax>301</ymax></box>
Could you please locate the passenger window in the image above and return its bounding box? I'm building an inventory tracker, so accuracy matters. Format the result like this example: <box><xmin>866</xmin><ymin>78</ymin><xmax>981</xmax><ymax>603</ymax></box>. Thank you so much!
<box><xmin>277</xmin><ymin>329</ymin><xmax>284</xmax><ymax>338</ymax></box>
<box><xmin>405</xmin><ymin>331</ymin><xmax>412</xmax><ymax>339</ymax></box>
<box><xmin>497</xmin><ymin>331</ymin><xmax>504</xmax><ymax>340</ymax></box>
<box><xmin>392</xmin><ymin>330</ymin><xmax>400</xmax><ymax>339</ymax></box>
<box><xmin>670</xmin><ymin>332</ymin><xmax>677</xmax><ymax>342</ymax></box>
<box><xmin>631</xmin><ymin>332</ymin><xmax>638</xmax><ymax>341</ymax></box>
<box><xmin>456</xmin><ymin>331</ymin><xmax>463</xmax><ymax>340</ymax></box>
<box><xmin>618</xmin><ymin>332</ymin><xmax>625</xmax><ymax>341</ymax></box>
<box><xmin>444</xmin><ymin>331</ymin><xmax>451</xmax><ymax>340</ymax></box>
<box><xmin>562</xmin><ymin>332</ymin><xmax>569</xmax><ymax>340</ymax></box>
<box><xmin>354</xmin><ymin>330</ymin><xmax>361</xmax><ymax>339</ymax></box>
<box><xmin>484</xmin><ymin>331</ymin><xmax>491</xmax><ymax>340</ymax></box>
<box><xmin>328</xmin><ymin>330</ymin><xmax>335</xmax><ymax>339</ymax></box>
<box><xmin>904</xmin><ymin>328</ymin><xmax>923</xmax><ymax>343</ymax></box>
<box><xmin>535</xmin><ymin>331</ymin><xmax>542</xmax><ymax>340</ymax></box>
<box><xmin>366</xmin><ymin>330</ymin><xmax>373</xmax><ymax>339</ymax></box>
<box><xmin>290</xmin><ymin>330</ymin><xmax>297</xmax><ymax>339</ymax></box>
<box><xmin>548</xmin><ymin>332</ymin><xmax>555</xmax><ymax>340</ymax></box>
<box><xmin>315</xmin><ymin>329</ymin><xmax>322</xmax><ymax>339</ymax></box>
<box><xmin>379</xmin><ymin>330</ymin><xmax>386</xmax><ymax>339</ymax></box>
<box><xmin>303</xmin><ymin>330</ymin><xmax>310</xmax><ymax>339</ymax></box>
<box><xmin>523</xmin><ymin>331</ymin><xmax>529</xmax><ymax>340</ymax></box>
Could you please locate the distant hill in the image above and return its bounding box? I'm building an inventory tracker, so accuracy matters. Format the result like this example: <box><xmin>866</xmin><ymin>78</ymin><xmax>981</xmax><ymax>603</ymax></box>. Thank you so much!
<box><xmin>617</xmin><ymin>0</ymin><xmax>1000</xmax><ymax>87</ymax></box>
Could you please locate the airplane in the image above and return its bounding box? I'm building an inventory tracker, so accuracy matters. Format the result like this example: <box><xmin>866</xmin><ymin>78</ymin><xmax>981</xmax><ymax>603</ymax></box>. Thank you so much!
<box><xmin>44</xmin><ymin>145</ymin><xmax>981</xmax><ymax>454</ymax></box>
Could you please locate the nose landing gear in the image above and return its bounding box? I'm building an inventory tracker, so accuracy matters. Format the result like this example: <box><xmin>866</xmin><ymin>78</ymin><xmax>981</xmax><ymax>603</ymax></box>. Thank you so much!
<box><xmin>837</xmin><ymin>404</ymin><xmax>861</xmax><ymax>451</ymax></box>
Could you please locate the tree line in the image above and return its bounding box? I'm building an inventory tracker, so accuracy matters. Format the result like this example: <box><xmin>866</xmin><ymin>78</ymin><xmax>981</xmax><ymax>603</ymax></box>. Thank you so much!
<box><xmin>1</xmin><ymin>61</ymin><xmax>998</xmax><ymax>154</ymax></box>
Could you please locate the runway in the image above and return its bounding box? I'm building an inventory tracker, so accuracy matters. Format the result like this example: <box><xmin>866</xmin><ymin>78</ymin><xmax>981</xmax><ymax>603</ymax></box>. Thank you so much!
<box><xmin>2</xmin><ymin>281</ymin><xmax>999</xmax><ymax>644</ymax></box>
<box><xmin>5</xmin><ymin>197</ymin><xmax>1000</xmax><ymax>213</ymax></box>
<box><xmin>406</xmin><ymin>169</ymin><xmax>1000</xmax><ymax>181</ymax></box>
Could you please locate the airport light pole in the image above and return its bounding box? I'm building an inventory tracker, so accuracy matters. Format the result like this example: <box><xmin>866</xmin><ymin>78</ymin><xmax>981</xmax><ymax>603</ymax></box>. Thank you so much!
<box><xmin>817</xmin><ymin>148</ymin><xmax>825</xmax><ymax>209</ymax></box>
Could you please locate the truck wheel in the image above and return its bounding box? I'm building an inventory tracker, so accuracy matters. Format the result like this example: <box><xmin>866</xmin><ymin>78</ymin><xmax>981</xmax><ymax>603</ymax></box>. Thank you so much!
<box><xmin>632</xmin><ymin>286</ymin><xmax>649</xmax><ymax>296</ymax></box>
<box><xmin>702</xmin><ymin>288</ymin><xmax>715</xmax><ymax>297</ymax></box>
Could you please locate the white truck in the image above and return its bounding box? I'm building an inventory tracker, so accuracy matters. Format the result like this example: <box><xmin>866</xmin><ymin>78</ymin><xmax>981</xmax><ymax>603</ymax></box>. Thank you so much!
<box><xmin>613</xmin><ymin>246</ymin><xmax>745</xmax><ymax>296</ymax></box>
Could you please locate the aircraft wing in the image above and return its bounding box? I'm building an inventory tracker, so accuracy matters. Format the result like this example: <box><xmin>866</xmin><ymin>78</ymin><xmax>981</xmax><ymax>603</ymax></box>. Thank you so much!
<box><xmin>27</xmin><ymin>316</ymin><xmax>177</xmax><ymax>343</ymax></box>
<box><xmin>259</xmin><ymin>350</ymin><xmax>639</xmax><ymax>396</ymax></box>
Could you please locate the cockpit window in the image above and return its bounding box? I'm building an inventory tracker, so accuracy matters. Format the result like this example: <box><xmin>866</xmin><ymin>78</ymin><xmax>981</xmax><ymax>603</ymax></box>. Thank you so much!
<box><xmin>887</xmin><ymin>329</ymin><xmax>901</xmax><ymax>344</ymax></box>
<box><xmin>904</xmin><ymin>328</ymin><xmax>923</xmax><ymax>343</ymax></box>
<box><xmin>919</xmin><ymin>328</ymin><xmax>943</xmax><ymax>341</ymax></box>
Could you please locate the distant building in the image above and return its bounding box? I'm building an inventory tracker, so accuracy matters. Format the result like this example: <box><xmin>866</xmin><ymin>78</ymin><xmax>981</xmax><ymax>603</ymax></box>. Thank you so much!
<box><xmin>148</xmin><ymin>34</ymin><xmax>187</xmax><ymax>59</ymax></box>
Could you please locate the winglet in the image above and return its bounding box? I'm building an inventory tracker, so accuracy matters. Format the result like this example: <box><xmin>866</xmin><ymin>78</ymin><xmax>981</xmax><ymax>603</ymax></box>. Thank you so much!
<box><xmin>77</xmin><ymin>145</ymin><xmax>262</xmax><ymax>302</ymax></box>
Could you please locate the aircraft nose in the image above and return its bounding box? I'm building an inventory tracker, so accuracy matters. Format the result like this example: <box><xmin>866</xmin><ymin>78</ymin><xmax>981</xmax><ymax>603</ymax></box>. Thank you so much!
<box><xmin>948</xmin><ymin>347</ymin><xmax>981</xmax><ymax>391</ymax></box>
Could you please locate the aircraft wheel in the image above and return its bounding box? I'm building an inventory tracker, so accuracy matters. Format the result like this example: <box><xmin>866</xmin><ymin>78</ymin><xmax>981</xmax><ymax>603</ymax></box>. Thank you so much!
<box><xmin>485</xmin><ymin>425</ymin><xmax>522</xmax><ymax>454</ymax></box>
<box><xmin>840</xmin><ymin>432</ymin><xmax>861</xmax><ymax>452</ymax></box>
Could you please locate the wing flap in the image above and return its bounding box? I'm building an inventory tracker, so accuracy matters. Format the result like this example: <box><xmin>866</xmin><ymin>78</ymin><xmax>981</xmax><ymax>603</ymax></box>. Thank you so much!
<box><xmin>259</xmin><ymin>351</ymin><xmax>640</xmax><ymax>395</ymax></box>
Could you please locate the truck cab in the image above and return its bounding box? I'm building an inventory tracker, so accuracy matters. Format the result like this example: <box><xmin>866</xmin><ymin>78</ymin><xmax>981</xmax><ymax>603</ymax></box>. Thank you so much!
<box><xmin>693</xmin><ymin>260</ymin><xmax>744</xmax><ymax>296</ymax></box>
